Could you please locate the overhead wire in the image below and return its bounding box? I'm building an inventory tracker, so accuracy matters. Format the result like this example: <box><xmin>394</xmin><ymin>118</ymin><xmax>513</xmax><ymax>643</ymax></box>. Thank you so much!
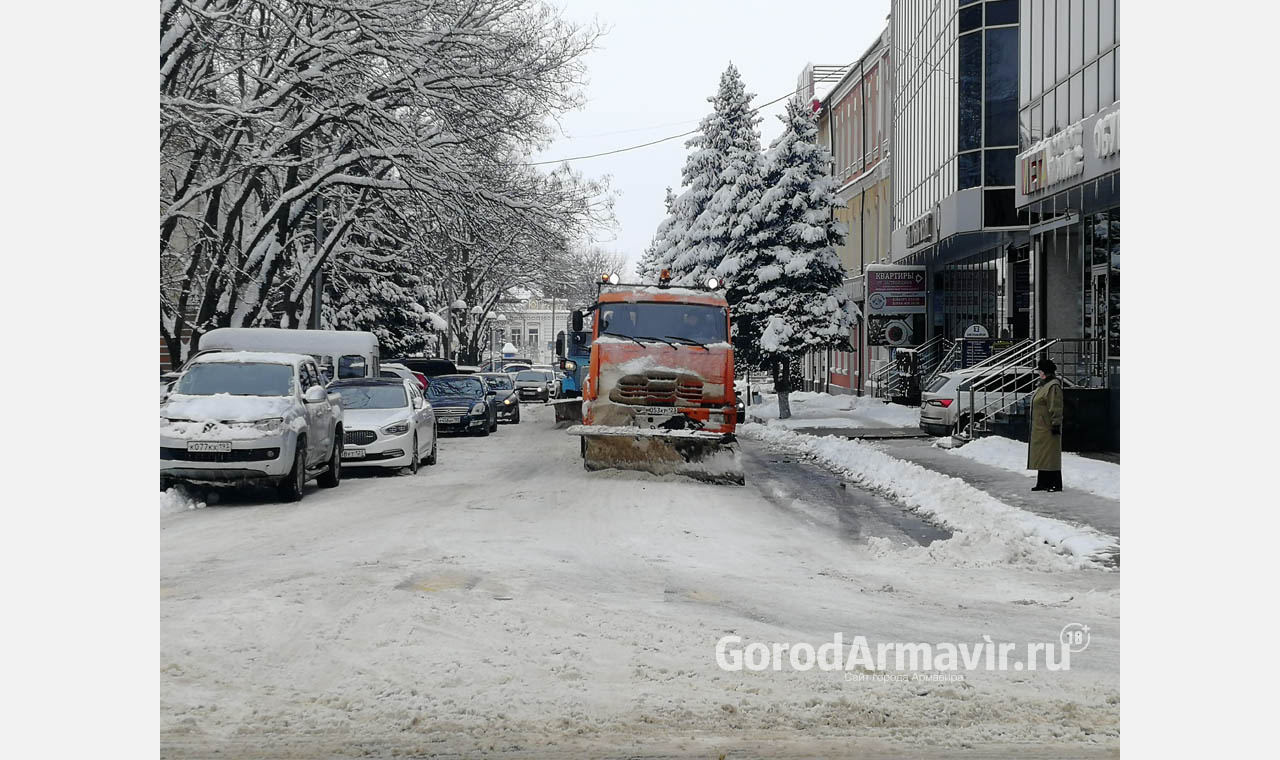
<box><xmin>524</xmin><ymin>70</ymin><xmax>854</xmax><ymax>167</ymax></box>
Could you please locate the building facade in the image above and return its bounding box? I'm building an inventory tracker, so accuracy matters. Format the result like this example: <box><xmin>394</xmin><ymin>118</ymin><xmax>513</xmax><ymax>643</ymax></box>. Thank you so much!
<box><xmin>1015</xmin><ymin>0</ymin><xmax>1119</xmax><ymax>394</ymax></box>
<box><xmin>796</xmin><ymin>29</ymin><xmax>894</xmax><ymax>395</ymax></box>
<box><xmin>490</xmin><ymin>295</ymin><xmax>572</xmax><ymax>366</ymax></box>
<box><xmin>890</xmin><ymin>0</ymin><xmax>1031</xmax><ymax>352</ymax></box>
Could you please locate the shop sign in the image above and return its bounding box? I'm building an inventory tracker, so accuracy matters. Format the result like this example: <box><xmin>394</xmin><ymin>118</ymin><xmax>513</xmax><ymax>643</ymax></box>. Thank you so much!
<box><xmin>906</xmin><ymin>211</ymin><xmax>935</xmax><ymax>248</ymax></box>
<box><xmin>1017</xmin><ymin>104</ymin><xmax>1120</xmax><ymax>205</ymax></box>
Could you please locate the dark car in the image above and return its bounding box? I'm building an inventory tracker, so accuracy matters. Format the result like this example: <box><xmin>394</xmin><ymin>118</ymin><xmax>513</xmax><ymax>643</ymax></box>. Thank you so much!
<box><xmin>479</xmin><ymin>372</ymin><xmax>521</xmax><ymax>424</ymax></box>
<box><xmin>426</xmin><ymin>374</ymin><xmax>497</xmax><ymax>436</ymax></box>
<box><xmin>393</xmin><ymin>357</ymin><xmax>457</xmax><ymax>378</ymax></box>
<box><xmin>513</xmin><ymin>369</ymin><xmax>552</xmax><ymax>402</ymax></box>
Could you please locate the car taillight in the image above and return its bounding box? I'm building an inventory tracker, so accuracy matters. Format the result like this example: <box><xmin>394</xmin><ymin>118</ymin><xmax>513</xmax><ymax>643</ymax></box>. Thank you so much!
<box><xmin>929</xmin><ymin>398</ymin><xmax>954</xmax><ymax>407</ymax></box>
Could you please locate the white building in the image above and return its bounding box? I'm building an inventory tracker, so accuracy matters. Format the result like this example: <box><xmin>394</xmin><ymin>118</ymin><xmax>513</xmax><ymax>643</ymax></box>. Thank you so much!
<box><xmin>489</xmin><ymin>295</ymin><xmax>573</xmax><ymax>366</ymax></box>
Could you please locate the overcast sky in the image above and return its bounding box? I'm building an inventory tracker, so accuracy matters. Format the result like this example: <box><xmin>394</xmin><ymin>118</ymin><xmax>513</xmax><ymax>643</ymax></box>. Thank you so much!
<box><xmin>531</xmin><ymin>0</ymin><xmax>891</xmax><ymax>276</ymax></box>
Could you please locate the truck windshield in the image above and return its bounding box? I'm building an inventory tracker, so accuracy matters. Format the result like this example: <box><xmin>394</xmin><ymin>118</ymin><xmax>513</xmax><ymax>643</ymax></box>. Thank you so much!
<box><xmin>597</xmin><ymin>303</ymin><xmax>727</xmax><ymax>344</ymax></box>
<box><xmin>176</xmin><ymin>363</ymin><xmax>294</xmax><ymax>397</ymax></box>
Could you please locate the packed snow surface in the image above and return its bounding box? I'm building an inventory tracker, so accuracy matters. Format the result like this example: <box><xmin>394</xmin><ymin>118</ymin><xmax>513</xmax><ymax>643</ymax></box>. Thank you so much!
<box><xmin>741</xmin><ymin>424</ymin><xmax>1118</xmax><ymax>567</ymax></box>
<box><xmin>750</xmin><ymin>391</ymin><xmax>920</xmax><ymax>429</ymax></box>
<box><xmin>162</xmin><ymin>405</ymin><xmax>1118</xmax><ymax>757</ymax></box>
<box><xmin>948</xmin><ymin>435</ymin><xmax>1120</xmax><ymax>501</ymax></box>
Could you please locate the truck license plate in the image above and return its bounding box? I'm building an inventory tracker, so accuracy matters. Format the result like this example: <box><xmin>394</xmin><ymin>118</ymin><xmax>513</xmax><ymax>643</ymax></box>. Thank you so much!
<box><xmin>342</xmin><ymin>448</ymin><xmax>366</xmax><ymax>459</ymax></box>
<box><xmin>187</xmin><ymin>441</ymin><xmax>231</xmax><ymax>452</ymax></box>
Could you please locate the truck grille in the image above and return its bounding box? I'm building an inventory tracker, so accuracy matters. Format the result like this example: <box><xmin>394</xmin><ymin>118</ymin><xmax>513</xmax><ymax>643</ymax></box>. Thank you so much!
<box><xmin>609</xmin><ymin>371</ymin><xmax>703</xmax><ymax>406</ymax></box>
<box><xmin>345</xmin><ymin>429</ymin><xmax>376</xmax><ymax>445</ymax></box>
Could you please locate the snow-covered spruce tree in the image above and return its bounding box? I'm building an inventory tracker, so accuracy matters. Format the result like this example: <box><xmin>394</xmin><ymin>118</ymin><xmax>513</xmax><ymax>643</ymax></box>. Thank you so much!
<box><xmin>660</xmin><ymin>63</ymin><xmax>762</xmax><ymax>287</ymax></box>
<box><xmin>726</xmin><ymin>95</ymin><xmax>852</xmax><ymax>419</ymax></box>
<box><xmin>637</xmin><ymin>188</ymin><xmax>678</xmax><ymax>280</ymax></box>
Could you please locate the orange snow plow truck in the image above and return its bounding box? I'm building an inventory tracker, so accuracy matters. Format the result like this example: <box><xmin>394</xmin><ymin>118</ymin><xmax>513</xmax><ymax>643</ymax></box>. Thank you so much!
<box><xmin>566</xmin><ymin>272</ymin><xmax>745</xmax><ymax>485</ymax></box>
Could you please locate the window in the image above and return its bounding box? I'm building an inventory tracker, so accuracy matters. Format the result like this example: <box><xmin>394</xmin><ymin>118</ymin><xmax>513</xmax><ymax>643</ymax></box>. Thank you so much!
<box><xmin>1099</xmin><ymin>51</ymin><xmax>1114</xmax><ymax>106</ymax></box>
<box><xmin>984</xmin><ymin>149</ymin><xmax>1016</xmax><ymax>187</ymax></box>
<box><xmin>1056</xmin><ymin>83</ymin><xmax>1068</xmax><ymax>131</ymax></box>
<box><xmin>959</xmin><ymin>4</ymin><xmax>983</xmax><ymax>32</ymax></box>
<box><xmin>959</xmin><ymin>151</ymin><xmax>982</xmax><ymax>190</ymax></box>
<box><xmin>958</xmin><ymin>31</ymin><xmax>982</xmax><ymax>151</ymax></box>
<box><xmin>1031</xmin><ymin>0</ymin><xmax>1043</xmax><ymax>99</ymax></box>
<box><xmin>1100</xmin><ymin>0</ymin><xmax>1115</xmax><ymax>49</ymax></box>
<box><xmin>1020</xmin><ymin>0</ymin><xmax>1032</xmax><ymax>104</ymax></box>
<box><xmin>985</xmin><ymin>27</ymin><xmax>1019</xmax><ymax>147</ymax></box>
<box><xmin>984</xmin><ymin>189</ymin><xmax>1019</xmax><ymax>227</ymax></box>
<box><xmin>1030</xmin><ymin>102</ymin><xmax>1042</xmax><ymax>144</ymax></box>
<box><xmin>338</xmin><ymin>354</ymin><xmax>367</xmax><ymax>379</ymax></box>
<box><xmin>527</xmin><ymin>328</ymin><xmax>539</xmax><ymax>347</ymax></box>
<box><xmin>302</xmin><ymin>362</ymin><xmax>321</xmax><ymax>389</ymax></box>
<box><xmin>1070</xmin><ymin>72</ymin><xmax>1083</xmax><ymax>122</ymax></box>
<box><xmin>1070</xmin><ymin>0</ymin><xmax>1083</xmax><ymax>71</ymax></box>
<box><xmin>1044</xmin><ymin>0</ymin><xmax>1056</xmax><ymax>87</ymax></box>
<box><xmin>987</xmin><ymin>0</ymin><xmax>1018</xmax><ymax>25</ymax></box>
<box><xmin>1084</xmin><ymin>61</ymin><xmax>1099</xmax><ymax>117</ymax></box>
<box><xmin>1056</xmin><ymin>0</ymin><xmax>1069</xmax><ymax>78</ymax></box>
<box><xmin>1084</xmin><ymin>0</ymin><xmax>1098</xmax><ymax>61</ymax></box>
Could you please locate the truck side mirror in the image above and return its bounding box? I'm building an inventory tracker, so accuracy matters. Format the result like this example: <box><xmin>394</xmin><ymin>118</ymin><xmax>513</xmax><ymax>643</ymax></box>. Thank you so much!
<box><xmin>555</xmin><ymin>333</ymin><xmax>565</xmax><ymax>358</ymax></box>
<box><xmin>571</xmin><ymin>310</ymin><xmax>584</xmax><ymax>332</ymax></box>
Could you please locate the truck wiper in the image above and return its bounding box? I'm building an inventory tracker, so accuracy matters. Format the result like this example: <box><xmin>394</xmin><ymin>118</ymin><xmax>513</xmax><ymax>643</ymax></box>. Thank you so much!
<box><xmin>664</xmin><ymin>335</ymin><xmax>709</xmax><ymax>351</ymax></box>
<box><xmin>601</xmin><ymin>331</ymin><xmax>645</xmax><ymax>347</ymax></box>
<box><xmin>636</xmin><ymin>335</ymin><xmax>679</xmax><ymax>349</ymax></box>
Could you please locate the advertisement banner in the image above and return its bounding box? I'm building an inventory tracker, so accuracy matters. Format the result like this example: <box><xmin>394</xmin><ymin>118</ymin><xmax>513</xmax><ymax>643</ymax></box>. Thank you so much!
<box><xmin>866</xmin><ymin>265</ymin><xmax>927</xmax><ymax>347</ymax></box>
<box><xmin>866</xmin><ymin>265</ymin><xmax>927</xmax><ymax>315</ymax></box>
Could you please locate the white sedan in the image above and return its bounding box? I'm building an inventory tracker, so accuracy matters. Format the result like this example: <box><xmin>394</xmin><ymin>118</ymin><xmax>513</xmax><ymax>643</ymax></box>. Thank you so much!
<box><xmin>329</xmin><ymin>378</ymin><xmax>438</xmax><ymax>473</ymax></box>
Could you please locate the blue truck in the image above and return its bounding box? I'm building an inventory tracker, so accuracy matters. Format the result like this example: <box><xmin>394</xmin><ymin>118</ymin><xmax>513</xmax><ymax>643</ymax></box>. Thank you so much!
<box><xmin>549</xmin><ymin>309</ymin><xmax>592</xmax><ymax>424</ymax></box>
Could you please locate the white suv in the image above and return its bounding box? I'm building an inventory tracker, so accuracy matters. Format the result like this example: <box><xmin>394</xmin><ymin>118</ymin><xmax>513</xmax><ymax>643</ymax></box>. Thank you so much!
<box><xmin>160</xmin><ymin>351</ymin><xmax>344</xmax><ymax>501</ymax></box>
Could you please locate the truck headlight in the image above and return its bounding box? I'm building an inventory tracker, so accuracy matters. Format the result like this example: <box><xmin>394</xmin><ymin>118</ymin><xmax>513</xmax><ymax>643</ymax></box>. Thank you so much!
<box><xmin>381</xmin><ymin>421</ymin><xmax>410</xmax><ymax>436</ymax></box>
<box><xmin>562</xmin><ymin>360</ymin><xmax>577</xmax><ymax>371</ymax></box>
<box><xmin>471</xmin><ymin>402</ymin><xmax>487</xmax><ymax>415</ymax></box>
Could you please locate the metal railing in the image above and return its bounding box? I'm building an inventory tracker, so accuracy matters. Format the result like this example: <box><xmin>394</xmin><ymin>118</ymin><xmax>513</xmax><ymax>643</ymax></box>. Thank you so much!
<box><xmin>870</xmin><ymin>335</ymin><xmax>952</xmax><ymax>403</ymax></box>
<box><xmin>955</xmin><ymin>338</ymin><xmax>1106</xmax><ymax>440</ymax></box>
<box><xmin>924</xmin><ymin>339</ymin><xmax>961</xmax><ymax>389</ymax></box>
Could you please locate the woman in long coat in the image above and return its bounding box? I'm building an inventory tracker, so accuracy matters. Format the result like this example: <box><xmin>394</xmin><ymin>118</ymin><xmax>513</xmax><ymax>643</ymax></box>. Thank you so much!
<box><xmin>1028</xmin><ymin>358</ymin><xmax>1064</xmax><ymax>492</ymax></box>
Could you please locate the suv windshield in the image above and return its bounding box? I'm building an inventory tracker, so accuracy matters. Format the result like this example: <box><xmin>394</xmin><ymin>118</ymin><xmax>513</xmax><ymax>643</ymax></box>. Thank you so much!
<box><xmin>597</xmin><ymin>303</ymin><xmax>727</xmax><ymax>344</ymax></box>
<box><xmin>481</xmin><ymin>375</ymin><xmax>513</xmax><ymax>389</ymax></box>
<box><xmin>175</xmin><ymin>362</ymin><xmax>293</xmax><ymax>397</ymax></box>
<box><xmin>428</xmin><ymin>378</ymin><xmax>484</xmax><ymax>397</ymax></box>
<box><xmin>335</xmin><ymin>385</ymin><xmax>407</xmax><ymax>409</ymax></box>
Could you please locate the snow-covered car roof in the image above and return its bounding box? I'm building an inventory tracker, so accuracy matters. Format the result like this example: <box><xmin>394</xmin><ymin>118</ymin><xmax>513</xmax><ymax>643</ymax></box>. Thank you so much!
<box><xmin>188</xmin><ymin>351</ymin><xmax>311</xmax><ymax>366</ymax></box>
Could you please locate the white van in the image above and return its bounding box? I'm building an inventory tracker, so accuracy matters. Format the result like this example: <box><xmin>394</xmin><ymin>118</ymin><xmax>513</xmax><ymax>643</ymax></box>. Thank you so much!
<box><xmin>197</xmin><ymin>328</ymin><xmax>380</xmax><ymax>380</ymax></box>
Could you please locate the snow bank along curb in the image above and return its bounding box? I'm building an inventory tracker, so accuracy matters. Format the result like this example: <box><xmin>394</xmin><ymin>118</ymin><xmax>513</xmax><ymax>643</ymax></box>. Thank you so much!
<box><xmin>748</xmin><ymin>391</ymin><xmax>920</xmax><ymax>429</ymax></box>
<box><xmin>945</xmin><ymin>435</ymin><xmax>1120</xmax><ymax>501</ymax></box>
<box><xmin>741</xmin><ymin>424</ymin><xmax>1118</xmax><ymax>567</ymax></box>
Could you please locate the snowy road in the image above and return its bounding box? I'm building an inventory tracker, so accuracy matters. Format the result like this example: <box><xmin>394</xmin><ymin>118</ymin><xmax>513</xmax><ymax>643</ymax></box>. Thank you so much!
<box><xmin>162</xmin><ymin>404</ymin><xmax>1120</xmax><ymax>758</ymax></box>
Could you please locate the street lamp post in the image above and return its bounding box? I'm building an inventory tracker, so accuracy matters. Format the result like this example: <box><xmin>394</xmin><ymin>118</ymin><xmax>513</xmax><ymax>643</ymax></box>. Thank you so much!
<box><xmin>493</xmin><ymin>313</ymin><xmax>507</xmax><ymax>370</ymax></box>
<box><xmin>468</xmin><ymin>305</ymin><xmax>483</xmax><ymax>366</ymax></box>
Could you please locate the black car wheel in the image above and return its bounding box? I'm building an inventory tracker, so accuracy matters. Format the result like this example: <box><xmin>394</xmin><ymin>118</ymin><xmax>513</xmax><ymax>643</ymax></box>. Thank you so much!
<box><xmin>317</xmin><ymin>432</ymin><xmax>341</xmax><ymax>488</ymax></box>
<box><xmin>405</xmin><ymin>434</ymin><xmax>420</xmax><ymax>474</ymax></box>
<box><xmin>425</xmin><ymin>428</ymin><xmax>438</xmax><ymax>465</ymax></box>
<box><xmin>278</xmin><ymin>439</ymin><xmax>306</xmax><ymax>502</ymax></box>
<box><xmin>512</xmin><ymin>407</ymin><xmax>520</xmax><ymax>424</ymax></box>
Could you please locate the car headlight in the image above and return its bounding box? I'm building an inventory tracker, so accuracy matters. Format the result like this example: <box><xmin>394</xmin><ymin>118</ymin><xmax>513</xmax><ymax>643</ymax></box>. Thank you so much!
<box><xmin>381</xmin><ymin>421</ymin><xmax>410</xmax><ymax>436</ymax></box>
<box><xmin>471</xmin><ymin>402</ymin><xmax>487</xmax><ymax>415</ymax></box>
<box><xmin>503</xmin><ymin>397</ymin><xmax>514</xmax><ymax>405</ymax></box>
<box><xmin>252</xmin><ymin>417</ymin><xmax>285</xmax><ymax>433</ymax></box>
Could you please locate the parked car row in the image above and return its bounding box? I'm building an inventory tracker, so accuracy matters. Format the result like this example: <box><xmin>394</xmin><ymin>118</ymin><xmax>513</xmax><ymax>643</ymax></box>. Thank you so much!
<box><xmin>160</xmin><ymin>347</ymin><xmax>558</xmax><ymax>503</ymax></box>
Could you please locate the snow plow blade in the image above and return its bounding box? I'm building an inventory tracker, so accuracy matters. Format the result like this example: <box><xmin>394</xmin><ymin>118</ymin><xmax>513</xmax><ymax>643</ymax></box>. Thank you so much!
<box><xmin>566</xmin><ymin>426</ymin><xmax>745</xmax><ymax>485</ymax></box>
<box><xmin>549</xmin><ymin>398</ymin><xmax>583</xmax><ymax>426</ymax></box>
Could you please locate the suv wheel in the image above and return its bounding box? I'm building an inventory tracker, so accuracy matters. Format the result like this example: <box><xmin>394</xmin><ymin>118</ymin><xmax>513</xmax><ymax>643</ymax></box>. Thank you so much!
<box><xmin>317</xmin><ymin>432</ymin><xmax>341</xmax><ymax>488</ymax></box>
<box><xmin>278</xmin><ymin>439</ymin><xmax>306</xmax><ymax>502</ymax></box>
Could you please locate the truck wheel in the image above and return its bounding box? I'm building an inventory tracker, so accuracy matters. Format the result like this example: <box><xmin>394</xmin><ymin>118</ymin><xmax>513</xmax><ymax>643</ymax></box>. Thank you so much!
<box><xmin>278</xmin><ymin>439</ymin><xmax>306</xmax><ymax>502</ymax></box>
<box><xmin>317</xmin><ymin>433</ymin><xmax>341</xmax><ymax>488</ymax></box>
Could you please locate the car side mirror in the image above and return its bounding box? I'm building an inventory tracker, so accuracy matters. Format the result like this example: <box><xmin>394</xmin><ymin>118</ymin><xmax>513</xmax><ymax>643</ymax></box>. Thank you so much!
<box><xmin>304</xmin><ymin>385</ymin><xmax>327</xmax><ymax>404</ymax></box>
<box><xmin>412</xmin><ymin>397</ymin><xmax>423</xmax><ymax>409</ymax></box>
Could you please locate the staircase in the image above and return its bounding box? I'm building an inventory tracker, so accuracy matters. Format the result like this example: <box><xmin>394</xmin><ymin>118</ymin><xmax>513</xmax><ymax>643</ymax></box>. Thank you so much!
<box><xmin>870</xmin><ymin>335</ymin><xmax>953</xmax><ymax>404</ymax></box>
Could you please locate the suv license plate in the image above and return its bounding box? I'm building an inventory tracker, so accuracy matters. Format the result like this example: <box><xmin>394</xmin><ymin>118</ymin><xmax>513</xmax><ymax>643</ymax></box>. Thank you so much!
<box><xmin>187</xmin><ymin>441</ymin><xmax>231</xmax><ymax>452</ymax></box>
<box><xmin>342</xmin><ymin>448</ymin><xmax>366</xmax><ymax>459</ymax></box>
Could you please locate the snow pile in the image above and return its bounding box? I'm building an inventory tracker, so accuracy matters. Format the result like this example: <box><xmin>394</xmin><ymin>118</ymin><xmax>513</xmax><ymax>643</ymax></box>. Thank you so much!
<box><xmin>749</xmin><ymin>391</ymin><xmax>919</xmax><ymax>429</ymax></box>
<box><xmin>160</xmin><ymin>487</ymin><xmax>205</xmax><ymax>514</ymax></box>
<box><xmin>949</xmin><ymin>436</ymin><xmax>1120</xmax><ymax>501</ymax></box>
<box><xmin>741</xmin><ymin>424</ymin><xmax>1118</xmax><ymax>567</ymax></box>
